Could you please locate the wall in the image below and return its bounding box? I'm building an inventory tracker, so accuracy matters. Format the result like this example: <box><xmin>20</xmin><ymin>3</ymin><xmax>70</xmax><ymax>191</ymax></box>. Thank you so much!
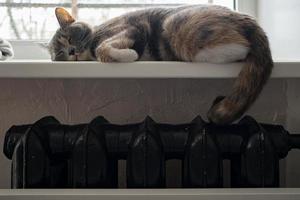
<box><xmin>0</xmin><ymin>78</ymin><xmax>287</xmax><ymax>188</ymax></box>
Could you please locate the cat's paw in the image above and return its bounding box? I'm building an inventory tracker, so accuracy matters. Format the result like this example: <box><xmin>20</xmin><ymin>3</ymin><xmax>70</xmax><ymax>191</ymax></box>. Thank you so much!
<box><xmin>96</xmin><ymin>46</ymin><xmax>114</xmax><ymax>62</ymax></box>
<box><xmin>96</xmin><ymin>46</ymin><xmax>138</xmax><ymax>62</ymax></box>
<box><xmin>109</xmin><ymin>49</ymin><xmax>139</xmax><ymax>62</ymax></box>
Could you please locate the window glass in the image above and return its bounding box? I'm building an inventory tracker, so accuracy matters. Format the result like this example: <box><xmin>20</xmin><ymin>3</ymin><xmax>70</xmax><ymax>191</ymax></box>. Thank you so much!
<box><xmin>0</xmin><ymin>0</ymin><xmax>235</xmax><ymax>40</ymax></box>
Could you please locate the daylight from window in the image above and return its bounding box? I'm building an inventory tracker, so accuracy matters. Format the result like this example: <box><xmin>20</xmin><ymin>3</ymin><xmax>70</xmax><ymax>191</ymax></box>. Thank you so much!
<box><xmin>0</xmin><ymin>0</ymin><xmax>234</xmax><ymax>40</ymax></box>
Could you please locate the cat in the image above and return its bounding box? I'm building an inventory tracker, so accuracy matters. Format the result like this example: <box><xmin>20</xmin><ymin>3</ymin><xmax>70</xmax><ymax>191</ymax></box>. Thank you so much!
<box><xmin>48</xmin><ymin>6</ymin><xmax>273</xmax><ymax>125</ymax></box>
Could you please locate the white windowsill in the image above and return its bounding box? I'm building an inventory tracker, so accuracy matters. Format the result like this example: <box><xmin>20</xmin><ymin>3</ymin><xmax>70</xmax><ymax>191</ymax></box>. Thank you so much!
<box><xmin>0</xmin><ymin>188</ymin><xmax>299</xmax><ymax>200</ymax></box>
<box><xmin>0</xmin><ymin>60</ymin><xmax>299</xmax><ymax>78</ymax></box>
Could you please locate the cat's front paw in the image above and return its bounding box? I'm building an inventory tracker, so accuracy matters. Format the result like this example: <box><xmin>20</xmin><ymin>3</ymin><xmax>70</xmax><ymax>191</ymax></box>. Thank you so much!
<box><xmin>96</xmin><ymin>46</ymin><xmax>114</xmax><ymax>62</ymax></box>
<box><xmin>96</xmin><ymin>46</ymin><xmax>138</xmax><ymax>62</ymax></box>
<box><xmin>110</xmin><ymin>49</ymin><xmax>139</xmax><ymax>62</ymax></box>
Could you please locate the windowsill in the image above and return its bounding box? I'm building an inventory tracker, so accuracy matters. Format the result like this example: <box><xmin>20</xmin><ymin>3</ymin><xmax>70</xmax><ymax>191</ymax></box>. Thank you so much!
<box><xmin>0</xmin><ymin>60</ymin><xmax>299</xmax><ymax>78</ymax></box>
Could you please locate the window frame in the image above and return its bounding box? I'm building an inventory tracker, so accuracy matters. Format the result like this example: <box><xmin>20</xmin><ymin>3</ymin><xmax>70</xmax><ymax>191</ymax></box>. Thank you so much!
<box><xmin>236</xmin><ymin>0</ymin><xmax>258</xmax><ymax>18</ymax></box>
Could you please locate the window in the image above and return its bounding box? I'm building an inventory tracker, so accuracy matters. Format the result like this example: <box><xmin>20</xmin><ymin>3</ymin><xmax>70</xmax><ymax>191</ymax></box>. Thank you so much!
<box><xmin>0</xmin><ymin>0</ymin><xmax>235</xmax><ymax>40</ymax></box>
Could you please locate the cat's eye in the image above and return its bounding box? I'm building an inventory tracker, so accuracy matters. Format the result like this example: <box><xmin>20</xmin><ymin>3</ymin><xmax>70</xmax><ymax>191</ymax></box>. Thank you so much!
<box><xmin>68</xmin><ymin>38</ymin><xmax>72</xmax><ymax>44</ymax></box>
<box><xmin>54</xmin><ymin>51</ymin><xmax>66</xmax><ymax>61</ymax></box>
<box><xmin>56</xmin><ymin>51</ymin><xmax>64</xmax><ymax>56</ymax></box>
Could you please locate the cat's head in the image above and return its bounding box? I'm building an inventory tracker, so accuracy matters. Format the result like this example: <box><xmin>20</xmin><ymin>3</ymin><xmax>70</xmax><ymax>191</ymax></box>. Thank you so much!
<box><xmin>48</xmin><ymin>7</ymin><xmax>93</xmax><ymax>61</ymax></box>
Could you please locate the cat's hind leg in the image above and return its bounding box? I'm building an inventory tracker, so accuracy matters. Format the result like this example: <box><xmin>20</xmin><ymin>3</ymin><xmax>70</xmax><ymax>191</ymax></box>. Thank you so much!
<box><xmin>192</xmin><ymin>43</ymin><xmax>250</xmax><ymax>63</ymax></box>
<box><xmin>96</xmin><ymin>29</ymin><xmax>139</xmax><ymax>62</ymax></box>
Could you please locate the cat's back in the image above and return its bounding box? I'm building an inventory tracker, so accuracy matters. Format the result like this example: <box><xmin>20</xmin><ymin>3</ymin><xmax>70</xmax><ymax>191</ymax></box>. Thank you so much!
<box><xmin>94</xmin><ymin>5</ymin><xmax>223</xmax><ymax>29</ymax></box>
<box><xmin>94</xmin><ymin>4</ymin><xmax>238</xmax><ymax>34</ymax></box>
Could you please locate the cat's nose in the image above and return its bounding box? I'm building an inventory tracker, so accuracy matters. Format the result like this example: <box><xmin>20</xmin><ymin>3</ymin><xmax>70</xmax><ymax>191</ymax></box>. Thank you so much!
<box><xmin>68</xmin><ymin>47</ymin><xmax>75</xmax><ymax>55</ymax></box>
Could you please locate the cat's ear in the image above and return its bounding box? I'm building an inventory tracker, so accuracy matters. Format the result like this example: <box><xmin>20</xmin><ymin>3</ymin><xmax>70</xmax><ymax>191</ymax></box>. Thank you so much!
<box><xmin>55</xmin><ymin>7</ymin><xmax>75</xmax><ymax>29</ymax></box>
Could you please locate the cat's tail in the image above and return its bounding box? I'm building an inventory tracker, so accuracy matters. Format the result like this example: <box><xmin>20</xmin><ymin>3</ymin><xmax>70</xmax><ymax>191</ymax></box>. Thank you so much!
<box><xmin>207</xmin><ymin>24</ymin><xmax>273</xmax><ymax>125</ymax></box>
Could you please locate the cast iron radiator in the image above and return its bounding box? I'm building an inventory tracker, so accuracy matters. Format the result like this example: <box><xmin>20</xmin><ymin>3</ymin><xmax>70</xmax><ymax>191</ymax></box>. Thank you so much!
<box><xmin>3</xmin><ymin>115</ymin><xmax>300</xmax><ymax>188</ymax></box>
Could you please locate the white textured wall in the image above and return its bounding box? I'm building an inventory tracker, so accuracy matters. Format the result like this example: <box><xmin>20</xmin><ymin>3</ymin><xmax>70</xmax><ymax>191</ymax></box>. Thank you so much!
<box><xmin>0</xmin><ymin>79</ymin><xmax>288</xmax><ymax>188</ymax></box>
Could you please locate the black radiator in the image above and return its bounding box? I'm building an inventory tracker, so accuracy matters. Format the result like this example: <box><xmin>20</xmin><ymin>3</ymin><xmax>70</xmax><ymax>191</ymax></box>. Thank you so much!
<box><xmin>3</xmin><ymin>115</ymin><xmax>300</xmax><ymax>188</ymax></box>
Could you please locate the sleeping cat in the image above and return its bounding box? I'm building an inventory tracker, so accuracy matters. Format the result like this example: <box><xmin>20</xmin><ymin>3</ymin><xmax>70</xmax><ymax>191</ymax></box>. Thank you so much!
<box><xmin>48</xmin><ymin>6</ymin><xmax>273</xmax><ymax>125</ymax></box>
